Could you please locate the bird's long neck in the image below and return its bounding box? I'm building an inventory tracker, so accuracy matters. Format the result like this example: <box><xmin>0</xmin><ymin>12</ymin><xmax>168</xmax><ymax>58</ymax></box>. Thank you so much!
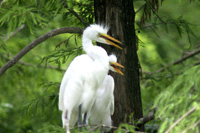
<box><xmin>82</xmin><ymin>37</ymin><xmax>108</xmax><ymax>65</ymax></box>
<box><xmin>82</xmin><ymin>36</ymin><xmax>109</xmax><ymax>87</ymax></box>
<box><xmin>82</xmin><ymin>37</ymin><xmax>93</xmax><ymax>56</ymax></box>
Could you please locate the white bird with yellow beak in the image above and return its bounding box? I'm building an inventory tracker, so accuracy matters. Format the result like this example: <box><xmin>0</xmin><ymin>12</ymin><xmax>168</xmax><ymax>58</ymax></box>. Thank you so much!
<box><xmin>58</xmin><ymin>24</ymin><xmax>123</xmax><ymax>133</ymax></box>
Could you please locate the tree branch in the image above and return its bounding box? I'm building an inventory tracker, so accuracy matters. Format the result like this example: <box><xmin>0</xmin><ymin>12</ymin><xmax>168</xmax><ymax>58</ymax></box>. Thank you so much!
<box><xmin>1</xmin><ymin>54</ymin><xmax>66</xmax><ymax>71</ymax></box>
<box><xmin>181</xmin><ymin>119</ymin><xmax>200</xmax><ymax>133</ymax></box>
<box><xmin>193</xmin><ymin>61</ymin><xmax>200</xmax><ymax>66</ymax></box>
<box><xmin>0</xmin><ymin>27</ymin><xmax>83</xmax><ymax>76</ymax></box>
<box><xmin>0</xmin><ymin>0</ymin><xmax>5</xmax><ymax>6</ymax></box>
<box><xmin>136</xmin><ymin>107</ymin><xmax>157</xmax><ymax>127</ymax></box>
<box><xmin>61</xmin><ymin>0</ymin><xmax>89</xmax><ymax>26</ymax></box>
<box><xmin>154</xmin><ymin>47</ymin><xmax>200</xmax><ymax>73</ymax></box>
<box><xmin>72</xmin><ymin>124</ymin><xmax>145</xmax><ymax>133</ymax></box>
<box><xmin>18</xmin><ymin>60</ymin><xmax>66</xmax><ymax>72</ymax></box>
<box><xmin>165</xmin><ymin>106</ymin><xmax>197</xmax><ymax>133</ymax></box>
<box><xmin>173</xmin><ymin>48</ymin><xmax>200</xmax><ymax>65</ymax></box>
<box><xmin>4</xmin><ymin>24</ymin><xmax>25</xmax><ymax>41</ymax></box>
<box><xmin>135</xmin><ymin>21</ymin><xmax>175</xmax><ymax>31</ymax></box>
<box><xmin>148</xmin><ymin>3</ymin><xmax>166</xmax><ymax>24</ymax></box>
<box><xmin>135</xmin><ymin>3</ymin><xmax>146</xmax><ymax>14</ymax></box>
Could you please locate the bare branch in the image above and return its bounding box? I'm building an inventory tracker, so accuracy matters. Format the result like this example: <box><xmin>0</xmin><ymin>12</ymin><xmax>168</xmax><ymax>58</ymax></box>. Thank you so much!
<box><xmin>73</xmin><ymin>124</ymin><xmax>144</xmax><ymax>133</ymax></box>
<box><xmin>193</xmin><ymin>61</ymin><xmax>200</xmax><ymax>66</ymax></box>
<box><xmin>142</xmin><ymin>47</ymin><xmax>200</xmax><ymax>75</ymax></box>
<box><xmin>135</xmin><ymin>4</ymin><xmax>146</xmax><ymax>14</ymax></box>
<box><xmin>0</xmin><ymin>27</ymin><xmax>83</xmax><ymax>76</ymax></box>
<box><xmin>1</xmin><ymin>54</ymin><xmax>66</xmax><ymax>71</ymax></box>
<box><xmin>173</xmin><ymin>48</ymin><xmax>200</xmax><ymax>65</ymax></box>
<box><xmin>148</xmin><ymin>4</ymin><xmax>166</xmax><ymax>24</ymax></box>
<box><xmin>181</xmin><ymin>119</ymin><xmax>200</xmax><ymax>133</ymax></box>
<box><xmin>4</xmin><ymin>25</ymin><xmax>25</xmax><ymax>41</ymax></box>
<box><xmin>0</xmin><ymin>0</ymin><xmax>5</xmax><ymax>6</ymax></box>
<box><xmin>136</xmin><ymin>107</ymin><xmax>157</xmax><ymax>127</ymax></box>
<box><xmin>61</xmin><ymin>0</ymin><xmax>89</xmax><ymax>26</ymax></box>
<box><xmin>18</xmin><ymin>60</ymin><xmax>66</xmax><ymax>72</ymax></box>
<box><xmin>165</xmin><ymin>106</ymin><xmax>197</xmax><ymax>133</ymax></box>
<box><xmin>136</xmin><ymin>21</ymin><xmax>175</xmax><ymax>31</ymax></box>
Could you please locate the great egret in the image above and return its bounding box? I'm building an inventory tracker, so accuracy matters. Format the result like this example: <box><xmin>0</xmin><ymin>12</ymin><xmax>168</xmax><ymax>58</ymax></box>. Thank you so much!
<box><xmin>58</xmin><ymin>24</ymin><xmax>122</xmax><ymax>133</ymax></box>
<box><xmin>88</xmin><ymin>55</ymin><xmax>123</xmax><ymax>131</ymax></box>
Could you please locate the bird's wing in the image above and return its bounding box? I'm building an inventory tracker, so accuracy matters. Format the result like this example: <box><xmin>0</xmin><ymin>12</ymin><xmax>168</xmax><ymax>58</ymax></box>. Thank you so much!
<box><xmin>106</xmin><ymin>75</ymin><xmax>115</xmax><ymax>115</ymax></box>
<box><xmin>99</xmin><ymin>75</ymin><xmax>115</xmax><ymax>115</ymax></box>
<box><xmin>110</xmin><ymin>94</ymin><xmax>115</xmax><ymax>115</ymax></box>
<box><xmin>58</xmin><ymin>54</ymin><xmax>93</xmax><ymax>111</ymax></box>
<box><xmin>58</xmin><ymin>69</ymin><xmax>70</xmax><ymax>111</ymax></box>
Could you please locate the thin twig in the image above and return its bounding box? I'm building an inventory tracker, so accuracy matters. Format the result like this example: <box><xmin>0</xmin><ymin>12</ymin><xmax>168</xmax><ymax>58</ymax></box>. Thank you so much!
<box><xmin>136</xmin><ymin>21</ymin><xmax>175</xmax><ymax>31</ymax></box>
<box><xmin>78</xmin><ymin>108</ymin><xmax>157</xmax><ymax>132</ymax></box>
<box><xmin>181</xmin><ymin>119</ymin><xmax>200</xmax><ymax>133</ymax></box>
<box><xmin>135</xmin><ymin>3</ymin><xmax>146</xmax><ymax>14</ymax></box>
<box><xmin>148</xmin><ymin>3</ymin><xmax>166</xmax><ymax>24</ymax></box>
<box><xmin>18</xmin><ymin>60</ymin><xmax>66</xmax><ymax>71</ymax></box>
<box><xmin>87</xmin><ymin>124</ymin><xmax>102</xmax><ymax>132</ymax></box>
<box><xmin>61</xmin><ymin>0</ymin><xmax>89</xmax><ymax>26</ymax></box>
<box><xmin>4</xmin><ymin>25</ymin><xmax>25</xmax><ymax>41</ymax></box>
<box><xmin>0</xmin><ymin>0</ymin><xmax>5</xmax><ymax>6</ymax></box>
<box><xmin>144</xmin><ymin>47</ymin><xmax>200</xmax><ymax>74</ymax></box>
<box><xmin>193</xmin><ymin>61</ymin><xmax>200</xmax><ymax>66</ymax></box>
<box><xmin>157</xmin><ymin>47</ymin><xmax>200</xmax><ymax>73</ymax></box>
<box><xmin>0</xmin><ymin>27</ymin><xmax>83</xmax><ymax>76</ymax></box>
<box><xmin>1</xmin><ymin>54</ymin><xmax>66</xmax><ymax>71</ymax></box>
<box><xmin>136</xmin><ymin>107</ymin><xmax>157</xmax><ymax>127</ymax></box>
<box><xmin>70</xmin><ymin>124</ymin><xmax>140</xmax><ymax>133</ymax></box>
<box><xmin>165</xmin><ymin>106</ymin><xmax>197</xmax><ymax>133</ymax></box>
<box><xmin>173</xmin><ymin>48</ymin><xmax>200</xmax><ymax>65</ymax></box>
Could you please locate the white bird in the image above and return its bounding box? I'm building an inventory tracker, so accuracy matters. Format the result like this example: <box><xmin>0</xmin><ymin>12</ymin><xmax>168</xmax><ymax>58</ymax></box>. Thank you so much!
<box><xmin>88</xmin><ymin>54</ymin><xmax>123</xmax><ymax>131</ymax></box>
<box><xmin>58</xmin><ymin>24</ymin><xmax>122</xmax><ymax>133</ymax></box>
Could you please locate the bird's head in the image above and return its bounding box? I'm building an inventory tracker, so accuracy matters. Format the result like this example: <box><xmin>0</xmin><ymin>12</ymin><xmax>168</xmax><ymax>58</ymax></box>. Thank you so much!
<box><xmin>83</xmin><ymin>24</ymin><xmax>123</xmax><ymax>49</ymax></box>
<box><xmin>109</xmin><ymin>54</ymin><xmax>124</xmax><ymax>75</ymax></box>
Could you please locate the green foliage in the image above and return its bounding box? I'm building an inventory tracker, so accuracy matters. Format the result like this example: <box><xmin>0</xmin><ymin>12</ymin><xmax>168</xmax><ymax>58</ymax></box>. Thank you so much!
<box><xmin>172</xmin><ymin>16</ymin><xmax>196</xmax><ymax>44</ymax></box>
<box><xmin>0</xmin><ymin>0</ymin><xmax>88</xmax><ymax>132</ymax></box>
<box><xmin>0</xmin><ymin>0</ymin><xmax>63</xmax><ymax>35</ymax></box>
<box><xmin>64</xmin><ymin>0</ymin><xmax>94</xmax><ymax>24</ymax></box>
<box><xmin>28</xmin><ymin>123</ymin><xmax>65</xmax><ymax>133</ymax></box>
<box><xmin>137</xmin><ymin>0</ymin><xmax>200</xmax><ymax>132</ymax></box>
<box><xmin>20</xmin><ymin>81</ymin><xmax>59</xmax><ymax>116</ymax></box>
<box><xmin>115</xmin><ymin>123</ymin><xmax>136</xmax><ymax>133</ymax></box>
<box><xmin>154</xmin><ymin>66</ymin><xmax>200</xmax><ymax>133</ymax></box>
<box><xmin>42</xmin><ymin>43</ymin><xmax>83</xmax><ymax>67</ymax></box>
<box><xmin>1</xmin><ymin>0</ymin><xmax>200</xmax><ymax>132</ymax></box>
<box><xmin>139</xmin><ymin>0</ymin><xmax>165</xmax><ymax>25</ymax></box>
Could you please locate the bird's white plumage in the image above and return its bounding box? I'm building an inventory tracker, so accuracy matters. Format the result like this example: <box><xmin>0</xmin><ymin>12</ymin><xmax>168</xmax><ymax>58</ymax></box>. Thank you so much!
<box><xmin>88</xmin><ymin>75</ymin><xmax>114</xmax><ymax>127</ymax></box>
<box><xmin>108</xmin><ymin>54</ymin><xmax>117</xmax><ymax>72</ymax></box>
<box><xmin>58</xmin><ymin>24</ymin><xmax>117</xmax><ymax>132</ymax></box>
<box><xmin>59</xmin><ymin>54</ymin><xmax>108</xmax><ymax>128</ymax></box>
<box><xmin>88</xmin><ymin>54</ymin><xmax>118</xmax><ymax>128</ymax></box>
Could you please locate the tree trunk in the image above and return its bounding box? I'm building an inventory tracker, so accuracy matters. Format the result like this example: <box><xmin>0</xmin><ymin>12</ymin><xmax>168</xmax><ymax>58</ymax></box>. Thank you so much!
<box><xmin>94</xmin><ymin>0</ymin><xmax>144</xmax><ymax>131</ymax></box>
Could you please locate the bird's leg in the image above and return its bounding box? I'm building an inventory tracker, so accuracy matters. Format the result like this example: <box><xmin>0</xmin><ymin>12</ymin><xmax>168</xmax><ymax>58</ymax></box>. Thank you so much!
<box><xmin>78</xmin><ymin>104</ymin><xmax>82</xmax><ymax>132</ymax></box>
<box><xmin>83</xmin><ymin>112</ymin><xmax>87</xmax><ymax>126</ymax></box>
<box><xmin>66</xmin><ymin>126</ymin><xmax>70</xmax><ymax>133</ymax></box>
<box><xmin>82</xmin><ymin>112</ymin><xmax>88</xmax><ymax>131</ymax></box>
<box><xmin>62</xmin><ymin>112</ymin><xmax>65</xmax><ymax>128</ymax></box>
<box><xmin>64</xmin><ymin>110</ymin><xmax>70</xmax><ymax>133</ymax></box>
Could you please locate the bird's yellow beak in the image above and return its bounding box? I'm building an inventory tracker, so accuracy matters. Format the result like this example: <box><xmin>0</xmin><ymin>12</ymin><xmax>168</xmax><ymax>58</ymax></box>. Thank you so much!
<box><xmin>110</xmin><ymin>62</ymin><xmax>124</xmax><ymax>75</ymax></box>
<box><xmin>98</xmin><ymin>33</ymin><xmax>123</xmax><ymax>50</ymax></box>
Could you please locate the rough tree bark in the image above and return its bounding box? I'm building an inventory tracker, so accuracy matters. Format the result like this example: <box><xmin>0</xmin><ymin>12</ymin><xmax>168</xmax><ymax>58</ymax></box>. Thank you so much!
<box><xmin>94</xmin><ymin>0</ymin><xmax>144</xmax><ymax>131</ymax></box>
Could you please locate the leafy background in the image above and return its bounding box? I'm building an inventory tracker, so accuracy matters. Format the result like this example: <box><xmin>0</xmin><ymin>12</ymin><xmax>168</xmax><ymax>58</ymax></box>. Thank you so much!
<box><xmin>0</xmin><ymin>0</ymin><xmax>200</xmax><ymax>132</ymax></box>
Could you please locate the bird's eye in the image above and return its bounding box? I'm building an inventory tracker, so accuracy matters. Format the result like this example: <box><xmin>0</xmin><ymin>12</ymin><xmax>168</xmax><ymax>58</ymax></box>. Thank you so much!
<box><xmin>98</xmin><ymin>33</ymin><xmax>103</xmax><ymax>37</ymax></box>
